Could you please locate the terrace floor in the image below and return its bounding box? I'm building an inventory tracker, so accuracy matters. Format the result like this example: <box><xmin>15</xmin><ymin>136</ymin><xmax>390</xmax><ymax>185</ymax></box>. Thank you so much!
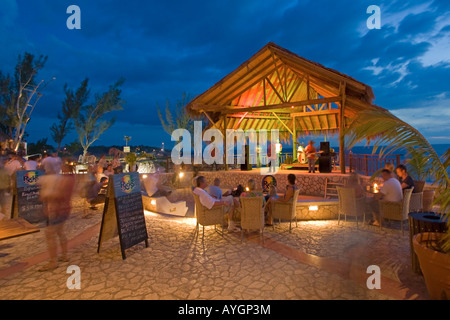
<box><xmin>0</xmin><ymin>194</ymin><xmax>429</xmax><ymax>300</ymax></box>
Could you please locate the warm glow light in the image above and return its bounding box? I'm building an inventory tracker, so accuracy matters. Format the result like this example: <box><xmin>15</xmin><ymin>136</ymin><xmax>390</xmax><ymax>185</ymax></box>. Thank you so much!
<box><xmin>305</xmin><ymin>220</ymin><xmax>332</xmax><ymax>227</ymax></box>
<box><xmin>245</xmin><ymin>187</ymin><xmax>249</xmax><ymax>192</ymax></box>
<box><xmin>143</xmin><ymin>174</ymin><xmax>148</xmax><ymax>179</ymax></box>
<box><xmin>275</xmin><ymin>140</ymin><xmax>282</xmax><ymax>153</ymax></box>
<box><xmin>144</xmin><ymin>210</ymin><xmax>158</xmax><ymax>217</ymax></box>
<box><xmin>179</xmin><ymin>172</ymin><xmax>184</xmax><ymax>178</ymax></box>
<box><xmin>291</xmin><ymin>105</ymin><xmax>294</xmax><ymax>109</ymax></box>
<box><xmin>143</xmin><ymin>210</ymin><xmax>197</xmax><ymax>226</ymax></box>
<box><xmin>373</xmin><ymin>183</ymin><xmax>378</xmax><ymax>190</ymax></box>
<box><xmin>150</xmin><ymin>199</ymin><xmax>156</xmax><ymax>206</ymax></box>
<box><xmin>309</xmin><ymin>205</ymin><xmax>319</xmax><ymax>211</ymax></box>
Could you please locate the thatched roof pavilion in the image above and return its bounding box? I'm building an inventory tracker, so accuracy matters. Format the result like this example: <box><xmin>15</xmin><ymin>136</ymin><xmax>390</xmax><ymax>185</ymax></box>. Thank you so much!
<box><xmin>186</xmin><ymin>42</ymin><xmax>388</xmax><ymax>173</ymax></box>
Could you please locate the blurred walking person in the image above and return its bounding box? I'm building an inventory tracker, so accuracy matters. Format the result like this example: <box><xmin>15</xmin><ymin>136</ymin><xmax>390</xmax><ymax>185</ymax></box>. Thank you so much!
<box><xmin>38</xmin><ymin>164</ymin><xmax>75</xmax><ymax>271</ymax></box>
<box><xmin>0</xmin><ymin>159</ymin><xmax>10</xmax><ymax>219</ymax></box>
<box><xmin>40</xmin><ymin>152</ymin><xmax>62</xmax><ymax>175</ymax></box>
<box><xmin>24</xmin><ymin>155</ymin><xmax>39</xmax><ymax>171</ymax></box>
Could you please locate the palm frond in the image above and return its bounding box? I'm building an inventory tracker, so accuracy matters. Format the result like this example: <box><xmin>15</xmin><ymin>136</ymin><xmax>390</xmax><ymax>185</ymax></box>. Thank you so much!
<box><xmin>346</xmin><ymin>108</ymin><xmax>450</xmax><ymax>252</ymax></box>
<box><xmin>345</xmin><ymin>109</ymin><xmax>449</xmax><ymax>188</ymax></box>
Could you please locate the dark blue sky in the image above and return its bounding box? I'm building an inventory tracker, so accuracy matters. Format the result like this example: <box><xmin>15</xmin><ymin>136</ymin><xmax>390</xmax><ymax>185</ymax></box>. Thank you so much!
<box><xmin>1</xmin><ymin>0</ymin><xmax>449</xmax><ymax>149</ymax></box>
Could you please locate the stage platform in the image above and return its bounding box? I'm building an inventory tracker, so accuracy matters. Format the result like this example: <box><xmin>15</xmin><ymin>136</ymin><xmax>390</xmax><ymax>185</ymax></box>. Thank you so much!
<box><xmin>280</xmin><ymin>163</ymin><xmax>319</xmax><ymax>171</ymax></box>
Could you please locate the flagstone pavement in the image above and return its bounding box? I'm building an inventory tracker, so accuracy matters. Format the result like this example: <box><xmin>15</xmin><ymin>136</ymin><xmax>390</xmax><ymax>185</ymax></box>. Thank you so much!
<box><xmin>0</xmin><ymin>196</ymin><xmax>429</xmax><ymax>300</ymax></box>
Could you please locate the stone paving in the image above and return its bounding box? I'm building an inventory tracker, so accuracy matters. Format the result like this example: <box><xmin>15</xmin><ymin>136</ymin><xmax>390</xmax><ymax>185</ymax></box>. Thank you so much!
<box><xmin>0</xmin><ymin>196</ymin><xmax>429</xmax><ymax>300</ymax></box>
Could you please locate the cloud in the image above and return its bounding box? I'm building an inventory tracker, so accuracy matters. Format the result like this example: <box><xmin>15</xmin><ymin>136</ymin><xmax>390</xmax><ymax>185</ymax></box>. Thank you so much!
<box><xmin>1</xmin><ymin>0</ymin><xmax>450</xmax><ymax>146</ymax></box>
<box><xmin>391</xmin><ymin>94</ymin><xmax>450</xmax><ymax>139</ymax></box>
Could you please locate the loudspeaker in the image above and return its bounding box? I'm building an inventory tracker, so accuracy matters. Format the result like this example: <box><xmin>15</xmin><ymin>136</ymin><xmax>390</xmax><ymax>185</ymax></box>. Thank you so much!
<box><xmin>319</xmin><ymin>156</ymin><xmax>332</xmax><ymax>173</ymax></box>
<box><xmin>241</xmin><ymin>145</ymin><xmax>252</xmax><ymax>171</ymax></box>
<box><xmin>320</xmin><ymin>142</ymin><xmax>330</xmax><ymax>156</ymax></box>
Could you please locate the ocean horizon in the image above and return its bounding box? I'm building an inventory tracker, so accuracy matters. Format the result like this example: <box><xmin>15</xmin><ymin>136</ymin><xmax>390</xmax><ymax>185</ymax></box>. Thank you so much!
<box><xmin>280</xmin><ymin>143</ymin><xmax>450</xmax><ymax>158</ymax></box>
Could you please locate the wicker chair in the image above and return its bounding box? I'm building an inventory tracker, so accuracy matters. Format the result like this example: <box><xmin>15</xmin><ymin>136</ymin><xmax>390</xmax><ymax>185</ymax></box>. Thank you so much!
<box><xmin>413</xmin><ymin>180</ymin><xmax>425</xmax><ymax>193</ymax></box>
<box><xmin>193</xmin><ymin>193</ymin><xmax>225</xmax><ymax>239</ymax></box>
<box><xmin>272</xmin><ymin>189</ymin><xmax>300</xmax><ymax>233</ymax></box>
<box><xmin>240</xmin><ymin>196</ymin><xmax>265</xmax><ymax>243</ymax></box>
<box><xmin>379</xmin><ymin>188</ymin><xmax>414</xmax><ymax>235</ymax></box>
<box><xmin>409</xmin><ymin>192</ymin><xmax>423</xmax><ymax>213</ymax></box>
<box><xmin>336</xmin><ymin>186</ymin><xmax>366</xmax><ymax>228</ymax></box>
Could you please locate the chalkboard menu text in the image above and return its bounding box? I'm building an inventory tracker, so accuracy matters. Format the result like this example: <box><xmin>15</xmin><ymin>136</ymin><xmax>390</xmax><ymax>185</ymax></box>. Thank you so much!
<box><xmin>11</xmin><ymin>170</ymin><xmax>45</xmax><ymax>223</ymax></box>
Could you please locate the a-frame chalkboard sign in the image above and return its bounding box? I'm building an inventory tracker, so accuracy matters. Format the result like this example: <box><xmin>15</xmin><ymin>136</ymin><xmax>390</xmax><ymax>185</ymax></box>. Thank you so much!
<box><xmin>97</xmin><ymin>172</ymin><xmax>149</xmax><ymax>259</ymax></box>
<box><xmin>10</xmin><ymin>170</ymin><xmax>45</xmax><ymax>223</ymax></box>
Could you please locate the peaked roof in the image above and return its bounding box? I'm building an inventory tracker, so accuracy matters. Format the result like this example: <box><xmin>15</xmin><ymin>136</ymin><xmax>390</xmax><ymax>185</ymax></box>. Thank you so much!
<box><xmin>186</xmin><ymin>42</ymin><xmax>387</xmax><ymax>139</ymax></box>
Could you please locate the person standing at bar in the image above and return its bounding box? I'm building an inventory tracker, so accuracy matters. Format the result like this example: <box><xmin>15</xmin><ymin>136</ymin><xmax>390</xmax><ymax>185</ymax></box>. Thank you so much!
<box><xmin>304</xmin><ymin>140</ymin><xmax>317</xmax><ymax>173</ymax></box>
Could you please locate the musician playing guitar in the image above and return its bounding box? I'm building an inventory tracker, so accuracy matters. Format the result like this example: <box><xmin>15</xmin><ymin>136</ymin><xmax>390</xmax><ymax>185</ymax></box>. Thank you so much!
<box><xmin>304</xmin><ymin>140</ymin><xmax>323</xmax><ymax>173</ymax></box>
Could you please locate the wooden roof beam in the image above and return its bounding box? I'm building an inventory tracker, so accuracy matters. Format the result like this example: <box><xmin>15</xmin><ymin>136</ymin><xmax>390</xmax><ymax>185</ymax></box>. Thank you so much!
<box><xmin>272</xmin><ymin>112</ymin><xmax>294</xmax><ymax>135</ymax></box>
<box><xmin>269</xmin><ymin>49</ymin><xmax>287</xmax><ymax>101</ymax></box>
<box><xmin>291</xmin><ymin>109</ymin><xmax>339</xmax><ymax>117</ymax></box>
<box><xmin>272</xmin><ymin>49</ymin><xmax>369</xmax><ymax>93</ymax></box>
<box><xmin>218</xmin><ymin>63</ymin><xmax>281</xmax><ymax>106</ymax></box>
<box><xmin>265</xmin><ymin>77</ymin><xmax>285</xmax><ymax>103</ymax></box>
<box><xmin>204</xmin><ymin>54</ymin><xmax>276</xmax><ymax>105</ymax></box>
<box><xmin>191</xmin><ymin>96</ymin><xmax>341</xmax><ymax>114</ymax></box>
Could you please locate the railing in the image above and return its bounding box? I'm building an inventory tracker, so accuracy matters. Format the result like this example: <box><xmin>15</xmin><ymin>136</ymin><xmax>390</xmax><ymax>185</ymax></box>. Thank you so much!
<box><xmin>165</xmin><ymin>152</ymin><xmax>401</xmax><ymax>175</ymax></box>
<box><xmin>346</xmin><ymin>153</ymin><xmax>402</xmax><ymax>176</ymax></box>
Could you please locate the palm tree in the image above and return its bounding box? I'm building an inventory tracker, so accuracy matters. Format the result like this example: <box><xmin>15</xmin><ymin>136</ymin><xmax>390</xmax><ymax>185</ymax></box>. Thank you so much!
<box><xmin>157</xmin><ymin>92</ymin><xmax>195</xmax><ymax>136</ymax></box>
<box><xmin>345</xmin><ymin>108</ymin><xmax>450</xmax><ymax>251</ymax></box>
<box><xmin>124</xmin><ymin>136</ymin><xmax>131</xmax><ymax>147</ymax></box>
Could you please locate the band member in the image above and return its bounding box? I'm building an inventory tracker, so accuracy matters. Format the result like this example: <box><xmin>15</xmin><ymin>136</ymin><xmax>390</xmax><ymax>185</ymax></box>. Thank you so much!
<box><xmin>304</xmin><ymin>140</ymin><xmax>317</xmax><ymax>173</ymax></box>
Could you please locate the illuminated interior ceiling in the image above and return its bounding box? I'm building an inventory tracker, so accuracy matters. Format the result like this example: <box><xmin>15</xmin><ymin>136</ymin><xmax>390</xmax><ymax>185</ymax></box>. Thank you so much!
<box><xmin>186</xmin><ymin>42</ymin><xmax>387</xmax><ymax>141</ymax></box>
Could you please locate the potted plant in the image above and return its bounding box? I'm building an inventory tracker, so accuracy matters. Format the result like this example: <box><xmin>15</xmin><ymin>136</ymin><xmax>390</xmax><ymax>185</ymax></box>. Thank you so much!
<box><xmin>346</xmin><ymin>109</ymin><xmax>450</xmax><ymax>300</ymax></box>
<box><xmin>405</xmin><ymin>146</ymin><xmax>430</xmax><ymax>191</ymax></box>
<box><xmin>124</xmin><ymin>152</ymin><xmax>137</xmax><ymax>172</ymax></box>
<box><xmin>405</xmin><ymin>146</ymin><xmax>436</xmax><ymax>211</ymax></box>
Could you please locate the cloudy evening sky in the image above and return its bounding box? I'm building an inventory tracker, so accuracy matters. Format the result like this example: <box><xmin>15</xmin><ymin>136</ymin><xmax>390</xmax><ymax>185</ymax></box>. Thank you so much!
<box><xmin>0</xmin><ymin>0</ymin><xmax>449</xmax><ymax>149</ymax></box>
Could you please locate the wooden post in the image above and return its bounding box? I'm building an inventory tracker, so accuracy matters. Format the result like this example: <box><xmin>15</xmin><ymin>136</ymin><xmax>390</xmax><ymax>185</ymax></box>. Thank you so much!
<box><xmin>292</xmin><ymin>116</ymin><xmax>297</xmax><ymax>162</ymax></box>
<box><xmin>364</xmin><ymin>155</ymin><xmax>369</xmax><ymax>177</ymax></box>
<box><xmin>223</xmin><ymin>114</ymin><xmax>228</xmax><ymax>171</ymax></box>
<box><xmin>349</xmin><ymin>152</ymin><xmax>352</xmax><ymax>173</ymax></box>
<box><xmin>339</xmin><ymin>82</ymin><xmax>346</xmax><ymax>174</ymax></box>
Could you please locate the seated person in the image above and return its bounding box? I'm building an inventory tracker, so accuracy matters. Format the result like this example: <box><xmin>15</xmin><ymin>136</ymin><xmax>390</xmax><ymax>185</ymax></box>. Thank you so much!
<box><xmin>193</xmin><ymin>176</ymin><xmax>238</xmax><ymax>232</ymax></box>
<box><xmin>266</xmin><ymin>185</ymin><xmax>278</xmax><ymax>201</ymax></box>
<box><xmin>385</xmin><ymin>163</ymin><xmax>397</xmax><ymax>179</ymax></box>
<box><xmin>87</xmin><ymin>177</ymin><xmax>109</xmax><ymax>210</ymax></box>
<box><xmin>104</xmin><ymin>164</ymin><xmax>114</xmax><ymax>176</ymax></box>
<box><xmin>241</xmin><ymin>179</ymin><xmax>265</xmax><ymax>209</ymax></box>
<box><xmin>264</xmin><ymin>185</ymin><xmax>278</xmax><ymax>225</ymax></box>
<box><xmin>347</xmin><ymin>172</ymin><xmax>364</xmax><ymax>198</ymax></box>
<box><xmin>367</xmin><ymin>169</ymin><xmax>403</xmax><ymax>226</ymax></box>
<box><xmin>95</xmin><ymin>165</ymin><xmax>108</xmax><ymax>183</ymax></box>
<box><xmin>112</xmin><ymin>155</ymin><xmax>122</xmax><ymax>173</ymax></box>
<box><xmin>208</xmin><ymin>178</ymin><xmax>231</xmax><ymax>200</ymax></box>
<box><xmin>396</xmin><ymin>164</ymin><xmax>415</xmax><ymax>192</ymax></box>
<box><xmin>241</xmin><ymin>179</ymin><xmax>264</xmax><ymax>198</ymax></box>
<box><xmin>277</xmin><ymin>174</ymin><xmax>299</xmax><ymax>203</ymax></box>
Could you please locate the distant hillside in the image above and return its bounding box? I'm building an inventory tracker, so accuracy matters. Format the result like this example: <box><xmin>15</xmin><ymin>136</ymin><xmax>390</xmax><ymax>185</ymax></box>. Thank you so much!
<box><xmin>72</xmin><ymin>145</ymin><xmax>165</xmax><ymax>157</ymax></box>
